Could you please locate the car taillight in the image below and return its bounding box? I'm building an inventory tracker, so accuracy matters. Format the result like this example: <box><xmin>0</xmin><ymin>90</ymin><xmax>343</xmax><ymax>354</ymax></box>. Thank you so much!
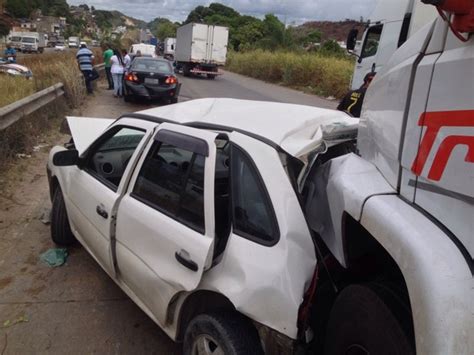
<box><xmin>125</xmin><ymin>73</ymin><xmax>139</xmax><ymax>82</ymax></box>
<box><xmin>165</xmin><ymin>76</ymin><xmax>177</xmax><ymax>85</ymax></box>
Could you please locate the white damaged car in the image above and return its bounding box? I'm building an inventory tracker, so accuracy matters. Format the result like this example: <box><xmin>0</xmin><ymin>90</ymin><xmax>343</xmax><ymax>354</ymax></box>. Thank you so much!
<box><xmin>47</xmin><ymin>98</ymin><xmax>413</xmax><ymax>354</ymax></box>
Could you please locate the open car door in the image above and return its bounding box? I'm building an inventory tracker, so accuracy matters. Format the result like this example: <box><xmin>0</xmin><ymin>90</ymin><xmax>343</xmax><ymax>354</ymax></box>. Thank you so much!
<box><xmin>114</xmin><ymin>122</ymin><xmax>218</xmax><ymax>325</ymax></box>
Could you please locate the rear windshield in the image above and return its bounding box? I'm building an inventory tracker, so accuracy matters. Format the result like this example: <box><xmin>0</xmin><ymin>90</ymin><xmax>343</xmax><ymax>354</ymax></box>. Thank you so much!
<box><xmin>22</xmin><ymin>38</ymin><xmax>35</xmax><ymax>43</ymax></box>
<box><xmin>132</xmin><ymin>59</ymin><xmax>172</xmax><ymax>73</ymax></box>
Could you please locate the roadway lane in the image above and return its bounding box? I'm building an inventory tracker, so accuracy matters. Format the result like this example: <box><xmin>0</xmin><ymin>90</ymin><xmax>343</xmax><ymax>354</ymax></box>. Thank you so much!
<box><xmin>178</xmin><ymin>70</ymin><xmax>338</xmax><ymax>109</ymax></box>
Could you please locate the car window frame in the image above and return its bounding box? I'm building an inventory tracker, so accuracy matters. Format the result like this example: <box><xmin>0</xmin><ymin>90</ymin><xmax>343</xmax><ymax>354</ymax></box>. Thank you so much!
<box><xmin>81</xmin><ymin>125</ymin><xmax>146</xmax><ymax>192</ymax></box>
<box><xmin>130</xmin><ymin>133</ymin><xmax>210</xmax><ymax>235</ymax></box>
<box><xmin>229</xmin><ymin>143</ymin><xmax>280</xmax><ymax>247</ymax></box>
<box><xmin>131</xmin><ymin>59</ymin><xmax>173</xmax><ymax>73</ymax></box>
<box><xmin>360</xmin><ymin>24</ymin><xmax>383</xmax><ymax>59</ymax></box>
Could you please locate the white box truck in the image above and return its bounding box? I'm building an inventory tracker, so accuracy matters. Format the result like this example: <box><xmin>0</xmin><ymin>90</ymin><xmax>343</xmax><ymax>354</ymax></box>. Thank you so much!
<box><xmin>176</xmin><ymin>23</ymin><xmax>229</xmax><ymax>79</ymax></box>
<box><xmin>68</xmin><ymin>36</ymin><xmax>80</xmax><ymax>49</ymax></box>
<box><xmin>164</xmin><ymin>37</ymin><xmax>176</xmax><ymax>60</ymax></box>
<box><xmin>20</xmin><ymin>32</ymin><xmax>46</xmax><ymax>53</ymax></box>
<box><xmin>7</xmin><ymin>32</ymin><xmax>24</xmax><ymax>51</ymax></box>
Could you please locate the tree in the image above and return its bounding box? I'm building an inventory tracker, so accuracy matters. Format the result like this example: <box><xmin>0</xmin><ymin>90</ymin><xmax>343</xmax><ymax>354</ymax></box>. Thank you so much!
<box><xmin>0</xmin><ymin>20</ymin><xmax>10</xmax><ymax>38</ymax></box>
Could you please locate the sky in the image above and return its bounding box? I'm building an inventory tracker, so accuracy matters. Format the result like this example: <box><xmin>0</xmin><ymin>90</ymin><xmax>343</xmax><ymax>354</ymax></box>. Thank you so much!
<box><xmin>66</xmin><ymin>0</ymin><xmax>377</xmax><ymax>24</ymax></box>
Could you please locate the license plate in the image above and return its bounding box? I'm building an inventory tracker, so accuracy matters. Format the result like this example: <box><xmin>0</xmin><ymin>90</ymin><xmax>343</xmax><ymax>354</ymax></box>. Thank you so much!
<box><xmin>145</xmin><ymin>78</ymin><xmax>159</xmax><ymax>85</ymax></box>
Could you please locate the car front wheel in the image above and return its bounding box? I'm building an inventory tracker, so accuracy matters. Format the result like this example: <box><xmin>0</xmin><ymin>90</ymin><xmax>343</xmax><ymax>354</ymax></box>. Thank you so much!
<box><xmin>183</xmin><ymin>312</ymin><xmax>263</xmax><ymax>355</ymax></box>
<box><xmin>51</xmin><ymin>187</ymin><xmax>76</xmax><ymax>246</ymax></box>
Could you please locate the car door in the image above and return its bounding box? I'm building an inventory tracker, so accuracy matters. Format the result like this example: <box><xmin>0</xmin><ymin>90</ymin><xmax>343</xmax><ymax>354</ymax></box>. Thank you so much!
<box><xmin>64</xmin><ymin>119</ymin><xmax>154</xmax><ymax>275</ymax></box>
<box><xmin>114</xmin><ymin>123</ymin><xmax>218</xmax><ymax>325</ymax></box>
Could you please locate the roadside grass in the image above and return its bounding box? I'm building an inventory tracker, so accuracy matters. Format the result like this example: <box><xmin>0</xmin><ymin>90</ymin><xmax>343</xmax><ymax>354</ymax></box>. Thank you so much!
<box><xmin>226</xmin><ymin>50</ymin><xmax>354</xmax><ymax>99</ymax></box>
<box><xmin>0</xmin><ymin>49</ymin><xmax>101</xmax><ymax>172</ymax></box>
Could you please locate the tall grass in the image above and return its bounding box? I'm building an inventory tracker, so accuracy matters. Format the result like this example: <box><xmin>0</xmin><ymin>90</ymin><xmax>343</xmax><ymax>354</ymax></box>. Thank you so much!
<box><xmin>226</xmin><ymin>50</ymin><xmax>354</xmax><ymax>99</ymax></box>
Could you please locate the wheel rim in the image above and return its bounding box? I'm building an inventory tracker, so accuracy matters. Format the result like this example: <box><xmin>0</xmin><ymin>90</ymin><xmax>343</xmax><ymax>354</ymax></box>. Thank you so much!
<box><xmin>345</xmin><ymin>344</ymin><xmax>370</xmax><ymax>355</ymax></box>
<box><xmin>192</xmin><ymin>335</ymin><xmax>224</xmax><ymax>355</ymax></box>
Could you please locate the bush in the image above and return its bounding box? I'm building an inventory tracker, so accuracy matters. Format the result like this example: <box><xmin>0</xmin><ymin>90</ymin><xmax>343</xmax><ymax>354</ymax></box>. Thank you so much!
<box><xmin>226</xmin><ymin>50</ymin><xmax>354</xmax><ymax>98</ymax></box>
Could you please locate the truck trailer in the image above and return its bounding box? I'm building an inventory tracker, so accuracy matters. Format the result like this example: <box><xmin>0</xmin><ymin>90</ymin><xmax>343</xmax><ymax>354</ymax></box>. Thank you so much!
<box><xmin>175</xmin><ymin>23</ymin><xmax>229</xmax><ymax>79</ymax></box>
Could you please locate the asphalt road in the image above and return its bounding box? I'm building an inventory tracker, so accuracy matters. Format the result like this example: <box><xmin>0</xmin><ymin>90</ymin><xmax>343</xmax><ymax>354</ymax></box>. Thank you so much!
<box><xmin>0</xmin><ymin>73</ymin><xmax>336</xmax><ymax>354</ymax></box>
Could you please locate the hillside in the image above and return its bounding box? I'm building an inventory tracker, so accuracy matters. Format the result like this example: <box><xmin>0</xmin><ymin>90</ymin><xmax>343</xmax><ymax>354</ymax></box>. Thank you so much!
<box><xmin>296</xmin><ymin>20</ymin><xmax>366</xmax><ymax>42</ymax></box>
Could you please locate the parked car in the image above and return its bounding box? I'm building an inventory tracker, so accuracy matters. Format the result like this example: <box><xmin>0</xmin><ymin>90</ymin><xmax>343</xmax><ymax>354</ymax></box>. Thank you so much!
<box><xmin>0</xmin><ymin>62</ymin><xmax>33</xmax><ymax>79</ymax></box>
<box><xmin>54</xmin><ymin>42</ymin><xmax>66</xmax><ymax>51</ymax></box>
<box><xmin>123</xmin><ymin>57</ymin><xmax>180</xmax><ymax>104</ymax></box>
<box><xmin>47</xmin><ymin>98</ymin><xmax>359</xmax><ymax>354</ymax></box>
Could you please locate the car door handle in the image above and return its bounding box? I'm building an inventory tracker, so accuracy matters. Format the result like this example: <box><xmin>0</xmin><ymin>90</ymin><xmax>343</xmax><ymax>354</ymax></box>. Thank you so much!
<box><xmin>175</xmin><ymin>250</ymin><xmax>198</xmax><ymax>272</ymax></box>
<box><xmin>96</xmin><ymin>205</ymin><xmax>108</xmax><ymax>219</ymax></box>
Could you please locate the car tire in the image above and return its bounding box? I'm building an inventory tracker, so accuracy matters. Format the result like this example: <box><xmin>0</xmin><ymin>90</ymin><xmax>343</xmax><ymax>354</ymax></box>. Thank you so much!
<box><xmin>170</xmin><ymin>97</ymin><xmax>178</xmax><ymax>104</ymax></box>
<box><xmin>324</xmin><ymin>283</ymin><xmax>415</xmax><ymax>355</ymax></box>
<box><xmin>124</xmin><ymin>94</ymin><xmax>134</xmax><ymax>103</ymax></box>
<box><xmin>183</xmin><ymin>312</ymin><xmax>263</xmax><ymax>355</ymax></box>
<box><xmin>51</xmin><ymin>187</ymin><xmax>76</xmax><ymax>246</ymax></box>
<box><xmin>207</xmin><ymin>74</ymin><xmax>216</xmax><ymax>80</ymax></box>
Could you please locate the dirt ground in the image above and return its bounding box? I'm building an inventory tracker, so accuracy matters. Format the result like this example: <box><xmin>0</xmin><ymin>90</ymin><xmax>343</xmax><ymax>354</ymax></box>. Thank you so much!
<box><xmin>0</xmin><ymin>81</ymin><xmax>180</xmax><ymax>354</ymax></box>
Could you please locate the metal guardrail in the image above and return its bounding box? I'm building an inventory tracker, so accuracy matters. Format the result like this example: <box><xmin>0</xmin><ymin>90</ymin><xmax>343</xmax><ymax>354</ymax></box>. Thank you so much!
<box><xmin>0</xmin><ymin>63</ymin><xmax>106</xmax><ymax>131</ymax></box>
<box><xmin>0</xmin><ymin>83</ymin><xmax>64</xmax><ymax>131</ymax></box>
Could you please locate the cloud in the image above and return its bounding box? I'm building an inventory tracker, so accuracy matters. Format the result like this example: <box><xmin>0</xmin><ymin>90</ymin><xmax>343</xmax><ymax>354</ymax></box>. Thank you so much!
<box><xmin>67</xmin><ymin>0</ymin><xmax>376</xmax><ymax>23</ymax></box>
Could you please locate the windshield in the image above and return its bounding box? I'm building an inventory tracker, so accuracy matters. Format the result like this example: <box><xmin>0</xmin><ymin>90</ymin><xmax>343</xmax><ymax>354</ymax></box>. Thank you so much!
<box><xmin>11</xmin><ymin>37</ymin><xmax>22</xmax><ymax>42</ymax></box>
<box><xmin>132</xmin><ymin>59</ymin><xmax>172</xmax><ymax>73</ymax></box>
<box><xmin>22</xmin><ymin>38</ymin><xmax>36</xmax><ymax>43</ymax></box>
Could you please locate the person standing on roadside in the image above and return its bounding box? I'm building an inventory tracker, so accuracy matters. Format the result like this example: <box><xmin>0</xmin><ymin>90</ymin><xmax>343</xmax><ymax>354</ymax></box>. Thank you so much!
<box><xmin>76</xmin><ymin>43</ymin><xmax>95</xmax><ymax>94</ymax></box>
<box><xmin>122</xmin><ymin>49</ymin><xmax>131</xmax><ymax>72</ymax></box>
<box><xmin>103</xmin><ymin>44</ymin><xmax>114</xmax><ymax>90</ymax></box>
<box><xmin>337</xmin><ymin>72</ymin><xmax>376</xmax><ymax>118</ymax></box>
<box><xmin>110</xmin><ymin>49</ymin><xmax>125</xmax><ymax>98</ymax></box>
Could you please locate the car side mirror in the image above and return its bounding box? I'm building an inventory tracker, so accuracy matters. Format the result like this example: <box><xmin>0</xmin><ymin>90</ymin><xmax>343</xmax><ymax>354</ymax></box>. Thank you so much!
<box><xmin>53</xmin><ymin>150</ymin><xmax>79</xmax><ymax>166</ymax></box>
<box><xmin>346</xmin><ymin>28</ymin><xmax>358</xmax><ymax>51</ymax></box>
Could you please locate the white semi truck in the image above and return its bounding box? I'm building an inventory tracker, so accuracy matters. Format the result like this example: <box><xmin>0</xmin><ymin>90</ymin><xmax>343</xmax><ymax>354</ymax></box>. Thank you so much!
<box><xmin>346</xmin><ymin>0</ymin><xmax>438</xmax><ymax>89</ymax></box>
<box><xmin>175</xmin><ymin>23</ymin><xmax>229</xmax><ymax>79</ymax></box>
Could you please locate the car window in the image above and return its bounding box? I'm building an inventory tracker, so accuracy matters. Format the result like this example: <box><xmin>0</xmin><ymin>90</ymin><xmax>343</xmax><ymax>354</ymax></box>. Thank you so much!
<box><xmin>132</xmin><ymin>59</ymin><xmax>172</xmax><ymax>73</ymax></box>
<box><xmin>86</xmin><ymin>127</ymin><xmax>145</xmax><ymax>190</ymax></box>
<box><xmin>132</xmin><ymin>141</ymin><xmax>205</xmax><ymax>233</ymax></box>
<box><xmin>231</xmin><ymin>145</ymin><xmax>278</xmax><ymax>245</ymax></box>
<box><xmin>361</xmin><ymin>25</ymin><xmax>383</xmax><ymax>59</ymax></box>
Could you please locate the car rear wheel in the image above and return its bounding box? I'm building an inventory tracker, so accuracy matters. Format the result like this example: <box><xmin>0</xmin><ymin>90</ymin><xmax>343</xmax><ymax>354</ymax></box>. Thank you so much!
<box><xmin>207</xmin><ymin>74</ymin><xmax>216</xmax><ymax>80</ymax></box>
<box><xmin>183</xmin><ymin>312</ymin><xmax>263</xmax><ymax>355</ymax></box>
<box><xmin>324</xmin><ymin>283</ymin><xmax>415</xmax><ymax>355</ymax></box>
<box><xmin>51</xmin><ymin>187</ymin><xmax>76</xmax><ymax>246</ymax></box>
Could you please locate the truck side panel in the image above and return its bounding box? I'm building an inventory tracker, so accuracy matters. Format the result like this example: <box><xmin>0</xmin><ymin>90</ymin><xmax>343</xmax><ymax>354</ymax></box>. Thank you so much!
<box><xmin>176</xmin><ymin>23</ymin><xmax>194</xmax><ymax>62</ymax></box>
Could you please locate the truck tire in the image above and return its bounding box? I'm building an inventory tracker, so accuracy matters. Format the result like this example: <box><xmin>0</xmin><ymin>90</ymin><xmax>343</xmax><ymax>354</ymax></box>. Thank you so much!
<box><xmin>324</xmin><ymin>284</ymin><xmax>414</xmax><ymax>355</ymax></box>
<box><xmin>51</xmin><ymin>187</ymin><xmax>76</xmax><ymax>246</ymax></box>
<box><xmin>183</xmin><ymin>312</ymin><xmax>263</xmax><ymax>355</ymax></box>
<box><xmin>183</xmin><ymin>64</ymin><xmax>191</xmax><ymax>77</ymax></box>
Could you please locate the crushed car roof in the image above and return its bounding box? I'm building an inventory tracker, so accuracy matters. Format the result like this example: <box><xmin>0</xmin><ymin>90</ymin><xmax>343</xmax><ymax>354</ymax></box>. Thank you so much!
<box><xmin>136</xmin><ymin>98</ymin><xmax>359</xmax><ymax>158</ymax></box>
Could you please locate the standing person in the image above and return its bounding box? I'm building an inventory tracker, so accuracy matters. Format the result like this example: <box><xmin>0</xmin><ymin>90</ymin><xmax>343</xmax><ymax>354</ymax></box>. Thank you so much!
<box><xmin>4</xmin><ymin>45</ymin><xmax>17</xmax><ymax>63</ymax></box>
<box><xmin>337</xmin><ymin>72</ymin><xmax>376</xmax><ymax>118</ymax></box>
<box><xmin>103</xmin><ymin>44</ymin><xmax>114</xmax><ymax>90</ymax></box>
<box><xmin>76</xmin><ymin>43</ymin><xmax>95</xmax><ymax>94</ymax></box>
<box><xmin>122</xmin><ymin>49</ymin><xmax>131</xmax><ymax>72</ymax></box>
<box><xmin>110</xmin><ymin>49</ymin><xmax>125</xmax><ymax>98</ymax></box>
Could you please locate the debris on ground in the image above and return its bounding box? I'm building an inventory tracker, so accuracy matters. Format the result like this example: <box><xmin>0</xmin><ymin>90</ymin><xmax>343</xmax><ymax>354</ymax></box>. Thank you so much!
<box><xmin>15</xmin><ymin>154</ymin><xmax>31</xmax><ymax>159</ymax></box>
<box><xmin>39</xmin><ymin>208</ymin><xmax>51</xmax><ymax>225</ymax></box>
<box><xmin>2</xmin><ymin>315</ymin><xmax>29</xmax><ymax>328</ymax></box>
<box><xmin>40</xmin><ymin>248</ymin><xmax>68</xmax><ymax>267</ymax></box>
<box><xmin>326</xmin><ymin>96</ymin><xmax>336</xmax><ymax>101</ymax></box>
<box><xmin>32</xmin><ymin>144</ymin><xmax>49</xmax><ymax>152</ymax></box>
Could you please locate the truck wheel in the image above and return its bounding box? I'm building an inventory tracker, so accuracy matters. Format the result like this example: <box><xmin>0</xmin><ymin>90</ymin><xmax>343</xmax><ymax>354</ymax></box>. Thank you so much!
<box><xmin>183</xmin><ymin>312</ymin><xmax>263</xmax><ymax>355</ymax></box>
<box><xmin>51</xmin><ymin>187</ymin><xmax>76</xmax><ymax>246</ymax></box>
<box><xmin>183</xmin><ymin>64</ymin><xmax>191</xmax><ymax>77</ymax></box>
<box><xmin>324</xmin><ymin>284</ymin><xmax>414</xmax><ymax>355</ymax></box>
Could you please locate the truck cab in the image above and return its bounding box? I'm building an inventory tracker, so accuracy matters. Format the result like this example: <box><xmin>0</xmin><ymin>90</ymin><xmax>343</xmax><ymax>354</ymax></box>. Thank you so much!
<box><xmin>347</xmin><ymin>0</ymin><xmax>438</xmax><ymax>89</ymax></box>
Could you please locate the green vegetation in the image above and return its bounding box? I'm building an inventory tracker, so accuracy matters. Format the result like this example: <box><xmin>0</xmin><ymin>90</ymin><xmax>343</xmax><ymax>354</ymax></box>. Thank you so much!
<box><xmin>5</xmin><ymin>0</ymin><xmax>69</xmax><ymax>18</ymax></box>
<box><xmin>226</xmin><ymin>50</ymin><xmax>354</xmax><ymax>98</ymax></box>
<box><xmin>148</xmin><ymin>18</ymin><xmax>179</xmax><ymax>41</ymax></box>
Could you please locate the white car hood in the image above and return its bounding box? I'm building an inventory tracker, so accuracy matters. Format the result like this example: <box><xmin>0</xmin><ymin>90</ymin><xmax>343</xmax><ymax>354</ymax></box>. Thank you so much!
<box><xmin>67</xmin><ymin>116</ymin><xmax>115</xmax><ymax>155</ymax></box>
